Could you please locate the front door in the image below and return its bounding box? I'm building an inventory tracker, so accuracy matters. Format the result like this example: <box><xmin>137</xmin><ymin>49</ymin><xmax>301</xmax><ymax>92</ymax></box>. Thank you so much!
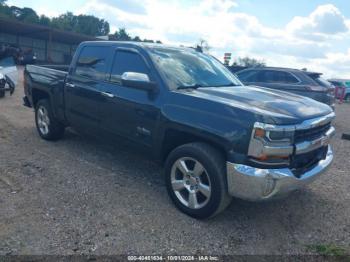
<box><xmin>100</xmin><ymin>48</ymin><xmax>159</xmax><ymax>147</ymax></box>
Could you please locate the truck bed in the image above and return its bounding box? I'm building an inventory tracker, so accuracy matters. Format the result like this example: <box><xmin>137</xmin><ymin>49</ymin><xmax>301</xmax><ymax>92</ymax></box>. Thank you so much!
<box><xmin>37</xmin><ymin>64</ymin><xmax>70</xmax><ymax>72</ymax></box>
<box><xmin>24</xmin><ymin>64</ymin><xmax>68</xmax><ymax>122</ymax></box>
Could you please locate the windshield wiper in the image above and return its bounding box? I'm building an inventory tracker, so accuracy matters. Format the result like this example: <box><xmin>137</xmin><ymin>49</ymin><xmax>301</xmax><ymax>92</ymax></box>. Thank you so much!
<box><xmin>177</xmin><ymin>82</ymin><xmax>240</xmax><ymax>90</ymax></box>
<box><xmin>177</xmin><ymin>84</ymin><xmax>204</xmax><ymax>90</ymax></box>
<box><xmin>211</xmin><ymin>82</ymin><xmax>240</xmax><ymax>87</ymax></box>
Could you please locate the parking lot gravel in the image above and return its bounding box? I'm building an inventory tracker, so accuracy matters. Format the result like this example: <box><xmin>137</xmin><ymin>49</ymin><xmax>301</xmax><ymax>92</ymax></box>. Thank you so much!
<box><xmin>0</xmin><ymin>68</ymin><xmax>349</xmax><ymax>256</ymax></box>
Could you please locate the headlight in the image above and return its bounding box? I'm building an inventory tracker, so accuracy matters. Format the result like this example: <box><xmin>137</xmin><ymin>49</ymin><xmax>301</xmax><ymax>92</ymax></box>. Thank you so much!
<box><xmin>267</xmin><ymin>130</ymin><xmax>294</xmax><ymax>142</ymax></box>
<box><xmin>248</xmin><ymin>122</ymin><xmax>295</xmax><ymax>164</ymax></box>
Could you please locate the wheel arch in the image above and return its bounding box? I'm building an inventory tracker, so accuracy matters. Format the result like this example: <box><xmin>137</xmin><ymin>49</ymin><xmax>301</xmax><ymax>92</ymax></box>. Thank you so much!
<box><xmin>32</xmin><ymin>88</ymin><xmax>50</xmax><ymax>108</ymax></box>
<box><xmin>159</xmin><ymin>128</ymin><xmax>228</xmax><ymax>165</ymax></box>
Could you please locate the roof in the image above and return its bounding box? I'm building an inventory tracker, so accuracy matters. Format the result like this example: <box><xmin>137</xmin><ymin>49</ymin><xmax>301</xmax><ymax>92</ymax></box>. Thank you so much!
<box><xmin>82</xmin><ymin>40</ymin><xmax>189</xmax><ymax>50</ymax></box>
<box><xmin>238</xmin><ymin>66</ymin><xmax>322</xmax><ymax>75</ymax></box>
<box><xmin>328</xmin><ymin>79</ymin><xmax>350</xmax><ymax>82</ymax></box>
<box><xmin>0</xmin><ymin>17</ymin><xmax>98</xmax><ymax>45</ymax></box>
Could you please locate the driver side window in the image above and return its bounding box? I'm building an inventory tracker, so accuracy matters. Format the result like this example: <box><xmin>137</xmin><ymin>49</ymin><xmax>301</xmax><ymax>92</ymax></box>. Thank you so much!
<box><xmin>110</xmin><ymin>51</ymin><xmax>149</xmax><ymax>83</ymax></box>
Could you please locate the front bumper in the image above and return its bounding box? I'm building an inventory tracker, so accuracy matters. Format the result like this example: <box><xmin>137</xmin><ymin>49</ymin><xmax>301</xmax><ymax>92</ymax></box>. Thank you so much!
<box><xmin>226</xmin><ymin>145</ymin><xmax>333</xmax><ymax>201</ymax></box>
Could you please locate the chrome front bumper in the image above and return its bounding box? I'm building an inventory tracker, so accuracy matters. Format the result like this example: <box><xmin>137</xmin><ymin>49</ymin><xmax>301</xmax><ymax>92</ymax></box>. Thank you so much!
<box><xmin>226</xmin><ymin>145</ymin><xmax>334</xmax><ymax>201</ymax></box>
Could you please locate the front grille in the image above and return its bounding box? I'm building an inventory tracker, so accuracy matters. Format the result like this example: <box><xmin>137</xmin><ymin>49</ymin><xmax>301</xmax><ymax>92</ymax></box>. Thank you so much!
<box><xmin>294</xmin><ymin>122</ymin><xmax>331</xmax><ymax>143</ymax></box>
<box><xmin>291</xmin><ymin>146</ymin><xmax>328</xmax><ymax>177</ymax></box>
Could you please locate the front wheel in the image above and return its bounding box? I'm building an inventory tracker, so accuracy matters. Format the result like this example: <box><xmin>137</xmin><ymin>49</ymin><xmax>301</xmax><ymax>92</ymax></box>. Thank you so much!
<box><xmin>164</xmin><ymin>142</ymin><xmax>232</xmax><ymax>219</ymax></box>
<box><xmin>0</xmin><ymin>89</ymin><xmax>5</xmax><ymax>98</ymax></box>
<box><xmin>35</xmin><ymin>99</ymin><xmax>65</xmax><ymax>141</ymax></box>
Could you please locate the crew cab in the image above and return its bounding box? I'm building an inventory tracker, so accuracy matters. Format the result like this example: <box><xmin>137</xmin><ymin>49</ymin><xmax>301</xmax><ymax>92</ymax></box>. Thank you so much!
<box><xmin>23</xmin><ymin>41</ymin><xmax>335</xmax><ymax>219</ymax></box>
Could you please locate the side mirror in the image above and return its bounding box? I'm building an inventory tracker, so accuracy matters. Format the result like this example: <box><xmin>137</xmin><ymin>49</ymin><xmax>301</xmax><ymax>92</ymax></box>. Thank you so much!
<box><xmin>121</xmin><ymin>72</ymin><xmax>158</xmax><ymax>92</ymax></box>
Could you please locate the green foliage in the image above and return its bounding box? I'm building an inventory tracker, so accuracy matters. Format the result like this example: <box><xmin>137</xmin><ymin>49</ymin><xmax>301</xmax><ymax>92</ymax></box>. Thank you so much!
<box><xmin>113</xmin><ymin>28</ymin><xmax>131</xmax><ymax>41</ymax></box>
<box><xmin>232</xmin><ymin>56</ymin><xmax>266</xmax><ymax>67</ymax></box>
<box><xmin>111</xmin><ymin>28</ymin><xmax>162</xmax><ymax>43</ymax></box>
<box><xmin>0</xmin><ymin>4</ymin><xmax>110</xmax><ymax>36</ymax></box>
<box><xmin>306</xmin><ymin>244</ymin><xmax>348</xmax><ymax>256</ymax></box>
<box><xmin>50</xmin><ymin>12</ymin><xmax>110</xmax><ymax>36</ymax></box>
<box><xmin>0</xmin><ymin>2</ymin><xmax>161</xmax><ymax>43</ymax></box>
<box><xmin>38</xmin><ymin>15</ymin><xmax>50</xmax><ymax>26</ymax></box>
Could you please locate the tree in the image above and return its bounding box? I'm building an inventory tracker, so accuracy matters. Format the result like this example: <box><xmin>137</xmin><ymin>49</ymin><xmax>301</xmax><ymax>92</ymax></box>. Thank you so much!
<box><xmin>232</xmin><ymin>56</ymin><xmax>266</xmax><ymax>67</ymax></box>
<box><xmin>113</xmin><ymin>28</ymin><xmax>131</xmax><ymax>41</ymax></box>
<box><xmin>133</xmin><ymin>36</ymin><xmax>142</xmax><ymax>42</ymax></box>
<box><xmin>15</xmin><ymin>7</ymin><xmax>39</xmax><ymax>23</ymax></box>
<box><xmin>50</xmin><ymin>12</ymin><xmax>110</xmax><ymax>36</ymax></box>
<box><xmin>195</xmin><ymin>39</ymin><xmax>211</xmax><ymax>53</ymax></box>
<box><xmin>38</xmin><ymin>15</ymin><xmax>50</xmax><ymax>26</ymax></box>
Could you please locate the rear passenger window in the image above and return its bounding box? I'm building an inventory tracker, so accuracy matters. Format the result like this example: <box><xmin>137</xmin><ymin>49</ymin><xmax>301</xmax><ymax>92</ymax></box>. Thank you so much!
<box><xmin>110</xmin><ymin>51</ymin><xmax>149</xmax><ymax>83</ymax></box>
<box><xmin>261</xmin><ymin>70</ymin><xmax>299</xmax><ymax>84</ymax></box>
<box><xmin>236</xmin><ymin>70</ymin><xmax>259</xmax><ymax>82</ymax></box>
<box><xmin>74</xmin><ymin>46</ymin><xmax>109</xmax><ymax>81</ymax></box>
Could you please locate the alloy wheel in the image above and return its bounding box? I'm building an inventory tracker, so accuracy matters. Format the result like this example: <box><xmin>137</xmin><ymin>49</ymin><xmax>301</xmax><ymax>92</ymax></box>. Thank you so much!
<box><xmin>37</xmin><ymin>106</ymin><xmax>50</xmax><ymax>135</ymax></box>
<box><xmin>170</xmin><ymin>157</ymin><xmax>211</xmax><ymax>209</ymax></box>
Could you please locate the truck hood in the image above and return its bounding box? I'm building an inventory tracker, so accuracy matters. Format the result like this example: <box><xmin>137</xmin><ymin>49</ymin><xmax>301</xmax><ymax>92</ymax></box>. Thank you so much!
<box><xmin>182</xmin><ymin>85</ymin><xmax>333</xmax><ymax>124</ymax></box>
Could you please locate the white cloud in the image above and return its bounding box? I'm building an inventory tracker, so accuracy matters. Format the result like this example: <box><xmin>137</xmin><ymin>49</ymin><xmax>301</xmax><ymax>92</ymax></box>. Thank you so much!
<box><xmin>77</xmin><ymin>0</ymin><xmax>350</xmax><ymax>78</ymax></box>
<box><xmin>287</xmin><ymin>4</ymin><xmax>349</xmax><ymax>41</ymax></box>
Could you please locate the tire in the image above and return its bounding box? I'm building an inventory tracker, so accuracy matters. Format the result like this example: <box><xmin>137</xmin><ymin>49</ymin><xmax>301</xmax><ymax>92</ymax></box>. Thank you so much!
<box><xmin>0</xmin><ymin>89</ymin><xmax>5</xmax><ymax>98</ymax></box>
<box><xmin>164</xmin><ymin>142</ymin><xmax>232</xmax><ymax>219</ymax></box>
<box><xmin>35</xmin><ymin>99</ymin><xmax>65</xmax><ymax>141</ymax></box>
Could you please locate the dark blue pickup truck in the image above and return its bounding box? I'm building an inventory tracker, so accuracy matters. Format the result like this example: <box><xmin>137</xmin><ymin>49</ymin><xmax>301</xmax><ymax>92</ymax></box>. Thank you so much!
<box><xmin>24</xmin><ymin>41</ymin><xmax>335</xmax><ymax>219</ymax></box>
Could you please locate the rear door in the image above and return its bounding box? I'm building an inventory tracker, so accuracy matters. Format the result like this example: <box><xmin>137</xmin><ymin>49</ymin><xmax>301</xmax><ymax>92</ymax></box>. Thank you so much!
<box><xmin>255</xmin><ymin>70</ymin><xmax>305</xmax><ymax>94</ymax></box>
<box><xmin>99</xmin><ymin>48</ymin><xmax>159</xmax><ymax>146</ymax></box>
<box><xmin>306</xmin><ymin>73</ymin><xmax>335</xmax><ymax>105</ymax></box>
<box><xmin>65</xmin><ymin>45</ymin><xmax>112</xmax><ymax>131</ymax></box>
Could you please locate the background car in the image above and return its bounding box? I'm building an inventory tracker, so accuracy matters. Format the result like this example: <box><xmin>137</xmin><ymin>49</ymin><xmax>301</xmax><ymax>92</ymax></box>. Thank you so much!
<box><xmin>0</xmin><ymin>56</ymin><xmax>18</xmax><ymax>97</ymax></box>
<box><xmin>328</xmin><ymin>79</ymin><xmax>350</xmax><ymax>102</ymax></box>
<box><xmin>236</xmin><ymin>67</ymin><xmax>335</xmax><ymax>108</ymax></box>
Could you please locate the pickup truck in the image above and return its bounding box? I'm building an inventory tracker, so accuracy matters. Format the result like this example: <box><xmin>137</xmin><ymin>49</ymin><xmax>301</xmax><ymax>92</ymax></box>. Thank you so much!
<box><xmin>24</xmin><ymin>41</ymin><xmax>335</xmax><ymax>219</ymax></box>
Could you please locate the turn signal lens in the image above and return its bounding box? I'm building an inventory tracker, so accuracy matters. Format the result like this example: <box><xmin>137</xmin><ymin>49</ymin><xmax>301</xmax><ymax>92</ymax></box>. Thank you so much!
<box><xmin>254</xmin><ymin>128</ymin><xmax>265</xmax><ymax>138</ymax></box>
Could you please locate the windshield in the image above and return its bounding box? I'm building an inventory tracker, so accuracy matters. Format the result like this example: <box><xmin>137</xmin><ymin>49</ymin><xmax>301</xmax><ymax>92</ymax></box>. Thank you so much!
<box><xmin>148</xmin><ymin>47</ymin><xmax>242</xmax><ymax>90</ymax></box>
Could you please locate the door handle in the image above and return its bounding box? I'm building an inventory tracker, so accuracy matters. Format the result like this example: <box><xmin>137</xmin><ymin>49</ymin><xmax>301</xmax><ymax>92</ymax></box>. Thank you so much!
<box><xmin>65</xmin><ymin>82</ymin><xmax>75</xmax><ymax>88</ymax></box>
<box><xmin>101</xmin><ymin>91</ymin><xmax>115</xmax><ymax>98</ymax></box>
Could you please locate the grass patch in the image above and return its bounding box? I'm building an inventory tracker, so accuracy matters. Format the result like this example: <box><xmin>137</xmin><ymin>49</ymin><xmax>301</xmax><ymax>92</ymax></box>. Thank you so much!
<box><xmin>306</xmin><ymin>244</ymin><xmax>348</xmax><ymax>256</ymax></box>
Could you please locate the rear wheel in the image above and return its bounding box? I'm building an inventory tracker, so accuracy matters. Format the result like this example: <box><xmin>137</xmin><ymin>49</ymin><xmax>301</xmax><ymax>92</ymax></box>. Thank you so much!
<box><xmin>0</xmin><ymin>89</ymin><xmax>5</xmax><ymax>98</ymax></box>
<box><xmin>35</xmin><ymin>99</ymin><xmax>65</xmax><ymax>141</ymax></box>
<box><xmin>165</xmin><ymin>142</ymin><xmax>232</xmax><ymax>219</ymax></box>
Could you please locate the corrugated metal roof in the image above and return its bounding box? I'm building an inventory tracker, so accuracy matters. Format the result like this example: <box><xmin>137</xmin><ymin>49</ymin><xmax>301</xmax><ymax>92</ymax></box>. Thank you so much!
<box><xmin>0</xmin><ymin>17</ymin><xmax>99</xmax><ymax>44</ymax></box>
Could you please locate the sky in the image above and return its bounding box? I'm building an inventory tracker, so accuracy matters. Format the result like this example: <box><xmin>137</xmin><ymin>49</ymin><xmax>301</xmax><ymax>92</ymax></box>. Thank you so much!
<box><xmin>7</xmin><ymin>0</ymin><xmax>350</xmax><ymax>78</ymax></box>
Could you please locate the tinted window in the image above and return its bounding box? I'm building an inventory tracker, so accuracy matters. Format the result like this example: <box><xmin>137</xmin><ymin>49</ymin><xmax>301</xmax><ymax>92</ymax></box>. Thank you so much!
<box><xmin>110</xmin><ymin>51</ymin><xmax>149</xmax><ymax>83</ymax></box>
<box><xmin>236</xmin><ymin>70</ymin><xmax>259</xmax><ymax>82</ymax></box>
<box><xmin>149</xmin><ymin>48</ymin><xmax>242</xmax><ymax>90</ymax></box>
<box><xmin>261</xmin><ymin>70</ymin><xmax>299</xmax><ymax>84</ymax></box>
<box><xmin>75</xmin><ymin>46</ymin><xmax>109</xmax><ymax>81</ymax></box>
<box><xmin>308</xmin><ymin>74</ymin><xmax>332</xmax><ymax>88</ymax></box>
<box><xmin>329</xmin><ymin>81</ymin><xmax>345</xmax><ymax>87</ymax></box>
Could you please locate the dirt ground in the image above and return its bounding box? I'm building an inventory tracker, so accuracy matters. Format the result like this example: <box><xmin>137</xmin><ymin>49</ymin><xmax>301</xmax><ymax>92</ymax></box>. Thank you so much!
<box><xmin>0</xmin><ymin>68</ymin><xmax>349</xmax><ymax>256</ymax></box>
